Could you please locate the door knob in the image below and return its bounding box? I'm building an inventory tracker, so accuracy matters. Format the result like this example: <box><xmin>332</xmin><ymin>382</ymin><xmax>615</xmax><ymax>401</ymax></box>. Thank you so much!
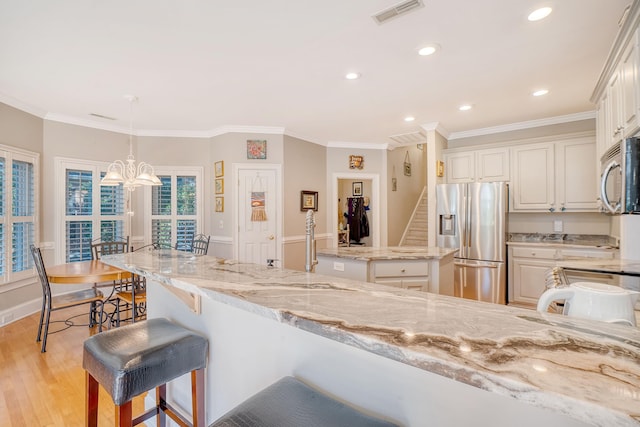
<box><xmin>268</xmin><ymin>235</ymin><xmax>275</xmax><ymax>240</ymax></box>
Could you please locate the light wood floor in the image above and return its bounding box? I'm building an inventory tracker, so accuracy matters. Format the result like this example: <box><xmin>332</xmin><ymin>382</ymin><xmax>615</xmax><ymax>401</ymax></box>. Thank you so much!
<box><xmin>0</xmin><ymin>305</ymin><xmax>145</xmax><ymax>426</ymax></box>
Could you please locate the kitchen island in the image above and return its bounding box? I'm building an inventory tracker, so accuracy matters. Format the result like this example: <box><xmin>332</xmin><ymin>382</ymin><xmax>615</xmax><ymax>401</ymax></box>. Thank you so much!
<box><xmin>315</xmin><ymin>246</ymin><xmax>456</xmax><ymax>295</ymax></box>
<box><xmin>102</xmin><ymin>249</ymin><xmax>640</xmax><ymax>427</ymax></box>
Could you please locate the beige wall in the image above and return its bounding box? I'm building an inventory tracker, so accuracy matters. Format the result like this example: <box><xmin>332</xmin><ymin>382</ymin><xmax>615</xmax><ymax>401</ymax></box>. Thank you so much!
<box><xmin>326</xmin><ymin>147</ymin><xmax>388</xmax><ymax>246</ymax></box>
<box><xmin>0</xmin><ymin>104</ymin><xmax>43</xmax><ymax>313</ymax></box>
<box><xmin>386</xmin><ymin>144</ymin><xmax>426</xmax><ymax>245</ymax></box>
<box><xmin>282</xmin><ymin>135</ymin><xmax>326</xmax><ymax>270</ymax></box>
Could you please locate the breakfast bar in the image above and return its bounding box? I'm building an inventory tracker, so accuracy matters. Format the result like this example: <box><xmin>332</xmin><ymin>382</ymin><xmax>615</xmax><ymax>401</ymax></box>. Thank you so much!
<box><xmin>102</xmin><ymin>249</ymin><xmax>640</xmax><ymax>427</ymax></box>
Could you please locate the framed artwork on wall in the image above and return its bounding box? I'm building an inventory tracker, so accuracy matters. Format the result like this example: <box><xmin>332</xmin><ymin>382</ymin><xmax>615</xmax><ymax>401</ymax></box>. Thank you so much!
<box><xmin>215</xmin><ymin>161</ymin><xmax>224</xmax><ymax>177</ymax></box>
<box><xmin>215</xmin><ymin>178</ymin><xmax>224</xmax><ymax>194</ymax></box>
<box><xmin>215</xmin><ymin>196</ymin><xmax>224</xmax><ymax>212</ymax></box>
<box><xmin>247</xmin><ymin>140</ymin><xmax>267</xmax><ymax>159</ymax></box>
<box><xmin>300</xmin><ymin>190</ymin><xmax>318</xmax><ymax>211</ymax></box>
<box><xmin>352</xmin><ymin>181</ymin><xmax>363</xmax><ymax>196</ymax></box>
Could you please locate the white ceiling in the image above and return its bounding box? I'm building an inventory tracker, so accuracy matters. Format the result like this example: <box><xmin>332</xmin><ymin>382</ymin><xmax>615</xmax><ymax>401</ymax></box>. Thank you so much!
<box><xmin>0</xmin><ymin>0</ymin><xmax>631</xmax><ymax>147</ymax></box>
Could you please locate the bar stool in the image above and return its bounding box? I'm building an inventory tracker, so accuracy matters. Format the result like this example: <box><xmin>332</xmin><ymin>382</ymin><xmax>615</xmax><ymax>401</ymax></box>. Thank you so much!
<box><xmin>83</xmin><ymin>318</ymin><xmax>208</xmax><ymax>427</ymax></box>
<box><xmin>209</xmin><ymin>376</ymin><xmax>400</xmax><ymax>427</ymax></box>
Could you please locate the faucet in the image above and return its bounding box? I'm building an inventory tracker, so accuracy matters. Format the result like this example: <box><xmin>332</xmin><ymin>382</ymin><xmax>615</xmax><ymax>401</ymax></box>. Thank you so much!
<box><xmin>305</xmin><ymin>209</ymin><xmax>318</xmax><ymax>272</ymax></box>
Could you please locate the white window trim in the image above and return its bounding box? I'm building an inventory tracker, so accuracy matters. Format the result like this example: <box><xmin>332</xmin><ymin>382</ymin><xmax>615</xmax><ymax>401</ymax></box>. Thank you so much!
<box><xmin>0</xmin><ymin>144</ymin><xmax>39</xmax><ymax>288</ymax></box>
<box><xmin>54</xmin><ymin>157</ymin><xmax>125</xmax><ymax>265</ymax></box>
<box><xmin>143</xmin><ymin>166</ymin><xmax>204</xmax><ymax>247</ymax></box>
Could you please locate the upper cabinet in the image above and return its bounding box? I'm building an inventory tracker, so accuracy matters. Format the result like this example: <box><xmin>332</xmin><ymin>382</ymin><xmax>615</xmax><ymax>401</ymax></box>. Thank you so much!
<box><xmin>593</xmin><ymin>5</ymin><xmax>640</xmax><ymax>160</ymax></box>
<box><xmin>511</xmin><ymin>135</ymin><xmax>597</xmax><ymax>212</ymax></box>
<box><xmin>444</xmin><ymin>147</ymin><xmax>509</xmax><ymax>183</ymax></box>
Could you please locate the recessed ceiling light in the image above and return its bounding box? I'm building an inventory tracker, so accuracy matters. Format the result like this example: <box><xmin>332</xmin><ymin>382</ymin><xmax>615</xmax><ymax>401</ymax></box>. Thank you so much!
<box><xmin>459</xmin><ymin>104</ymin><xmax>473</xmax><ymax>111</ymax></box>
<box><xmin>404</xmin><ymin>116</ymin><xmax>415</xmax><ymax>122</ymax></box>
<box><xmin>418</xmin><ymin>44</ymin><xmax>439</xmax><ymax>56</ymax></box>
<box><xmin>532</xmin><ymin>89</ymin><xmax>549</xmax><ymax>97</ymax></box>
<box><xmin>345</xmin><ymin>72</ymin><xmax>361</xmax><ymax>80</ymax></box>
<box><xmin>528</xmin><ymin>7</ymin><xmax>552</xmax><ymax>21</ymax></box>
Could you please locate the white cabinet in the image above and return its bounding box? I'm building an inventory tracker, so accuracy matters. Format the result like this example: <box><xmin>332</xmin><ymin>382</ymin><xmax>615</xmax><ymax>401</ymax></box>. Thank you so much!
<box><xmin>508</xmin><ymin>245</ymin><xmax>618</xmax><ymax>308</ymax></box>
<box><xmin>511</xmin><ymin>136</ymin><xmax>597</xmax><ymax>212</ymax></box>
<box><xmin>594</xmin><ymin>26</ymin><xmax>640</xmax><ymax>154</ymax></box>
<box><xmin>371</xmin><ymin>260</ymin><xmax>429</xmax><ymax>291</ymax></box>
<box><xmin>444</xmin><ymin>147</ymin><xmax>509</xmax><ymax>183</ymax></box>
<box><xmin>555</xmin><ymin>139</ymin><xmax>598</xmax><ymax>211</ymax></box>
<box><xmin>511</xmin><ymin>143</ymin><xmax>555</xmax><ymax>211</ymax></box>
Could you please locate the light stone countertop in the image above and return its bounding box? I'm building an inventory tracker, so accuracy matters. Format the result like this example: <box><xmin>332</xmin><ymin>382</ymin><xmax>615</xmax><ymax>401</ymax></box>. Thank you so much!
<box><xmin>316</xmin><ymin>246</ymin><xmax>457</xmax><ymax>261</ymax></box>
<box><xmin>507</xmin><ymin>233</ymin><xmax>618</xmax><ymax>249</ymax></box>
<box><xmin>557</xmin><ymin>258</ymin><xmax>640</xmax><ymax>279</ymax></box>
<box><xmin>102</xmin><ymin>250</ymin><xmax>640</xmax><ymax>427</ymax></box>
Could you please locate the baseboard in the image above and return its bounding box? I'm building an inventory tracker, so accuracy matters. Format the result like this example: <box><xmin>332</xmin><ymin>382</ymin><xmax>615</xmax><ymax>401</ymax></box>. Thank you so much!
<box><xmin>0</xmin><ymin>297</ymin><xmax>40</xmax><ymax>327</ymax></box>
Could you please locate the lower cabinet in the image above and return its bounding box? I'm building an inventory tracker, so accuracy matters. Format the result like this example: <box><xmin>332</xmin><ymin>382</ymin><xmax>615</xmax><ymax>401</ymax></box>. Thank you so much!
<box><xmin>370</xmin><ymin>260</ymin><xmax>429</xmax><ymax>291</ymax></box>
<box><xmin>508</xmin><ymin>245</ymin><xmax>618</xmax><ymax>308</ymax></box>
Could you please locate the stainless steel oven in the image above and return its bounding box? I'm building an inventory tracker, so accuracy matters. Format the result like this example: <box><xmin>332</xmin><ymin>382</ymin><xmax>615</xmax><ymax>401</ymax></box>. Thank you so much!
<box><xmin>600</xmin><ymin>137</ymin><xmax>640</xmax><ymax>214</ymax></box>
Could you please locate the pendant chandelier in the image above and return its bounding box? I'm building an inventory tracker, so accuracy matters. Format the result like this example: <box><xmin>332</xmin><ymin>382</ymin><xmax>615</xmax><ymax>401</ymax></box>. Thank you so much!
<box><xmin>100</xmin><ymin>95</ymin><xmax>161</xmax><ymax>191</ymax></box>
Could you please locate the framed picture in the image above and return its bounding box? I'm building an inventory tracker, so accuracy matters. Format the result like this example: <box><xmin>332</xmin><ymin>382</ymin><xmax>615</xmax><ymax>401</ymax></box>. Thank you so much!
<box><xmin>215</xmin><ymin>161</ymin><xmax>224</xmax><ymax>177</ymax></box>
<box><xmin>436</xmin><ymin>160</ymin><xmax>445</xmax><ymax>177</ymax></box>
<box><xmin>352</xmin><ymin>181</ymin><xmax>363</xmax><ymax>196</ymax></box>
<box><xmin>215</xmin><ymin>196</ymin><xmax>224</xmax><ymax>212</ymax></box>
<box><xmin>215</xmin><ymin>178</ymin><xmax>224</xmax><ymax>194</ymax></box>
<box><xmin>247</xmin><ymin>140</ymin><xmax>267</xmax><ymax>159</ymax></box>
<box><xmin>300</xmin><ymin>190</ymin><xmax>318</xmax><ymax>211</ymax></box>
<box><xmin>349</xmin><ymin>155</ymin><xmax>364</xmax><ymax>170</ymax></box>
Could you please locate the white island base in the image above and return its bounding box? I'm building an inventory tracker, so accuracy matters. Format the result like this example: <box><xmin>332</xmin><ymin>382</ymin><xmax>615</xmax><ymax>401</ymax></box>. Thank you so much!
<box><xmin>148</xmin><ymin>281</ymin><xmax>588</xmax><ymax>427</ymax></box>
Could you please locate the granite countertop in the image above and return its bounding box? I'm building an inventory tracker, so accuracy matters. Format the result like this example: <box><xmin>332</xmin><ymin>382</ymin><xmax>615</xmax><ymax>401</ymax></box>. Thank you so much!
<box><xmin>316</xmin><ymin>246</ymin><xmax>458</xmax><ymax>261</ymax></box>
<box><xmin>103</xmin><ymin>250</ymin><xmax>640</xmax><ymax>427</ymax></box>
<box><xmin>557</xmin><ymin>258</ymin><xmax>640</xmax><ymax>280</ymax></box>
<box><xmin>507</xmin><ymin>233</ymin><xmax>619</xmax><ymax>249</ymax></box>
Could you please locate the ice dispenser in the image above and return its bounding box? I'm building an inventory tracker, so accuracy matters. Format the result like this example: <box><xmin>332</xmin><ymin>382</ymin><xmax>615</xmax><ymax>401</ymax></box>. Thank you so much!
<box><xmin>439</xmin><ymin>214</ymin><xmax>456</xmax><ymax>236</ymax></box>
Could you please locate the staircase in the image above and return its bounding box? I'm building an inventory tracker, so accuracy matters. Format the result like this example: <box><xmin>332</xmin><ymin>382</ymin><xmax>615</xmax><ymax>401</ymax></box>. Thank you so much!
<box><xmin>400</xmin><ymin>187</ymin><xmax>428</xmax><ymax>246</ymax></box>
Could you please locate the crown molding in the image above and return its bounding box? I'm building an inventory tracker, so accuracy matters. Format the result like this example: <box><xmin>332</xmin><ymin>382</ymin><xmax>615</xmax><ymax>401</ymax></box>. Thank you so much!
<box><xmin>209</xmin><ymin>125</ymin><xmax>285</xmax><ymax>137</ymax></box>
<box><xmin>420</xmin><ymin>122</ymin><xmax>450</xmax><ymax>139</ymax></box>
<box><xmin>448</xmin><ymin>111</ymin><xmax>596</xmax><ymax>140</ymax></box>
<box><xmin>0</xmin><ymin>92</ymin><xmax>47</xmax><ymax>118</ymax></box>
<box><xmin>326</xmin><ymin>141</ymin><xmax>391</xmax><ymax>150</ymax></box>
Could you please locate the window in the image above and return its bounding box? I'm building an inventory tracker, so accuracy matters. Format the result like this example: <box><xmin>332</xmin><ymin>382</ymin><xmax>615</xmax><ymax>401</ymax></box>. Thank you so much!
<box><xmin>0</xmin><ymin>146</ymin><xmax>39</xmax><ymax>285</ymax></box>
<box><xmin>56</xmin><ymin>158</ymin><xmax>126</xmax><ymax>263</ymax></box>
<box><xmin>146</xmin><ymin>168</ymin><xmax>202</xmax><ymax>249</ymax></box>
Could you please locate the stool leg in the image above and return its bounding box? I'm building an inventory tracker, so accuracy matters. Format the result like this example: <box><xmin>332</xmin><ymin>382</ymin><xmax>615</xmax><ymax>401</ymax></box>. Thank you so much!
<box><xmin>156</xmin><ymin>384</ymin><xmax>167</xmax><ymax>427</ymax></box>
<box><xmin>116</xmin><ymin>401</ymin><xmax>133</xmax><ymax>427</ymax></box>
<box><xmin>86</xmin><ymin>372</ymin><xmax>99</xmax><ymax>427</ymax></box>
<box><xmin>192</xmin><ymin>369</ymin><xmax>205</xmax><ymax>427</ymax></box>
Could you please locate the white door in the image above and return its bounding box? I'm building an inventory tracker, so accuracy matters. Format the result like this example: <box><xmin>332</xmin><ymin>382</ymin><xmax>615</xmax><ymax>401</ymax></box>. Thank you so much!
<box><xmin>236</xmin><ymin>166</ymin><xmax>279</xmax><ymax>265</ymax></box>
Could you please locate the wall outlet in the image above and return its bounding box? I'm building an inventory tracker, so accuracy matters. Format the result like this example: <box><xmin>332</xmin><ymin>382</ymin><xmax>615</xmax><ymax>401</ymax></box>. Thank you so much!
<box><xmin>333</xmin><ymin>262</ymin><xmax>345</xmax><ymax>271</ymax></box>
<box><xmin>553</xmin><ymin>220</ymin><xmax>563</xmax><ymax>232</ymax></box>
<box><xmin>219</xmin><ymin>220</ymin><xmax>224</xmax><ymax>229</ymax></box>
<box><xmin>1</xmin><ymin>313</ymin><xmax>14</xmax><ymax>325</ymax></box>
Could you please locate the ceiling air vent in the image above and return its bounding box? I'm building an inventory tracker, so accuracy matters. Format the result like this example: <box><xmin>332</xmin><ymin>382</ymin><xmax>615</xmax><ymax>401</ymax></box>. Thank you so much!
<box><xmin>389</xmin><ymin>131</ymin><xmax>425</xmax><ymax>145</ymax></box>
<box><xmin>89</xmin><ymin>113</ymin><xmax>117</xmax><ymax>121</ymax></box>
<box><xmin>373</xmin><ymin>0</ymin><xmax>424</xmax><ymax>25</ymax></box>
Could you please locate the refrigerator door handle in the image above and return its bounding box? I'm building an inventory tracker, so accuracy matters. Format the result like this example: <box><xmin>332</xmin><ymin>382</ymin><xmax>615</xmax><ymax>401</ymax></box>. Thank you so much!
<box><xmin>454</xmin><ymin>262</ymin><xmax>498</xmax><ymax>269</ymax></box>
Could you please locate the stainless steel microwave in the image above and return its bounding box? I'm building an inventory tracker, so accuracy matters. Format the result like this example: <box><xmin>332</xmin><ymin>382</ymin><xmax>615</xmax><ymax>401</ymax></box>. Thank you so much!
<box><xmin>600</xmin><ymin>137</ymin><xmax>640</xmax><ymax>214</ymax></box>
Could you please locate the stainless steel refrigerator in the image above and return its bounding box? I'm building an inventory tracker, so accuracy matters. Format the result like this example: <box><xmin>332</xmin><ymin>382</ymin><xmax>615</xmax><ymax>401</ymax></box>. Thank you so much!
<box><xmin>436</xmin><ymin>182</ymin><xmax>508</xmax><ymax>304</ymax></box>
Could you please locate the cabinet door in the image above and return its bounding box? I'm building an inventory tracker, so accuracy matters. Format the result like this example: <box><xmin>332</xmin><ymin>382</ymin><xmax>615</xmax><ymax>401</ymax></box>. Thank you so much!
<box><xmin>595</xmin><ymin>99</ymin><xmax>609</xmax><ymax>170</ymax></box>
<box><xmin>622</xmin><ymin>36</ymin><xmax>639</xmax><ymax>138</ymax></box>
<box><xmin>511</xmin><ymin>143</ymin><xmax>555</xmax><ymax>211</ymax></box>
<box><xmin>609</xmin><ymin>70</ymin><xmax>624</xmax><ymax>146</ymax></box>
<box><xmin>511</xmin><ymin>258</ymin><xmax>554</xmax><ymax>306</ymax></box>
<box><xmin>476</xmin><ymin>148</ymin><xmax>510</xmax><ymax>182</ymax></box>
<box><xmin>555</xmin><ymin>138</ymin><xmax>598</xmax><ymax>211</ymax></box>
<box><xmin>444</xmin><ymin>152</ymin><xmax>475</xmax><ymax>183</ymax></box>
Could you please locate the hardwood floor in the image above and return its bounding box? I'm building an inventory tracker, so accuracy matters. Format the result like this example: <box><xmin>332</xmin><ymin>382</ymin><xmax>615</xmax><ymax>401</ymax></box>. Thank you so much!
<box><xmin>0</xmin><ymin>305</ymin><xmax>145</xmax><ymax>426</ymax></box>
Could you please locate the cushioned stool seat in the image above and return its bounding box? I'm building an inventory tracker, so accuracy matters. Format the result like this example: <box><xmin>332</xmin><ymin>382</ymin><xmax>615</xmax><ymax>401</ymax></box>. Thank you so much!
<box><xmin>83</xmin><ymin>318</ymin><xmax>208</xmax><ymax>427</ymax></box>
<box><xmin>209</xmin><ymin>376</ymin><xmax>399</xmax><ymax>427</ymax></box>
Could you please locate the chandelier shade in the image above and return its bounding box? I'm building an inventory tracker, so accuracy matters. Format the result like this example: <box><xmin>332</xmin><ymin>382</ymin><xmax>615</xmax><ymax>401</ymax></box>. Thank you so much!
<box><xmin>100</xmin><ymin>96</ymin><xmax>161</xmax><ymax>191</ymax></box>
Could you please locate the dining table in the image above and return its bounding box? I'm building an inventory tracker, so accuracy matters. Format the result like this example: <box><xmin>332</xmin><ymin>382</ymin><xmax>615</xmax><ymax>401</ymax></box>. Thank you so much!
<box><xmin>46</xmin><ymin>259</ymin><xmax>136</xmax><ymax>326</ymax></box>
<box><xmin>46</xmin><ymin>259</ymin><xmax>133</xmax><ymax>285</ymax></box>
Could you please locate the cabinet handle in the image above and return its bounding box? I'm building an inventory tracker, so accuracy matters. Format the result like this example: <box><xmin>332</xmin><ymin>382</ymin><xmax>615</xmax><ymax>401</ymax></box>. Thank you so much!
<box><xmin>548</xmin><ymin>207</ymin><xmax>555</xmax><ymax>212</ymax></box>
<box><xmin>401</xmin><ymin>269</ymin><xmax>406</xmax><ymax>273</ymax></box>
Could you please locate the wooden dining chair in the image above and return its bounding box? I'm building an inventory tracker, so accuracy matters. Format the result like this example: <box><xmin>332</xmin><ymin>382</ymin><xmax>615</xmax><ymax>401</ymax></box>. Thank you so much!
<box><xmin>30</xmin><ymin>245</ymin><xmax>104</xmax><ymax>352</ymax></box>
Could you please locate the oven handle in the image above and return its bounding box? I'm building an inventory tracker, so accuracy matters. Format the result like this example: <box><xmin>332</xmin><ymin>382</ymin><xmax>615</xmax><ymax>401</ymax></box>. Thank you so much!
<box><xmin>600</xmin><ymin>160</ymin><xmax>620</xmax><ymax>214</ymax></box>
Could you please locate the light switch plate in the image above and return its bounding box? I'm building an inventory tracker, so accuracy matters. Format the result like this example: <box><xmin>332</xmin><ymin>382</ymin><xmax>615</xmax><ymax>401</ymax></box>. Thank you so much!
<box><xmin>553</xmin><ymin>220</ymin><xmax>563</xmax><ymax>232</ymax></box>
